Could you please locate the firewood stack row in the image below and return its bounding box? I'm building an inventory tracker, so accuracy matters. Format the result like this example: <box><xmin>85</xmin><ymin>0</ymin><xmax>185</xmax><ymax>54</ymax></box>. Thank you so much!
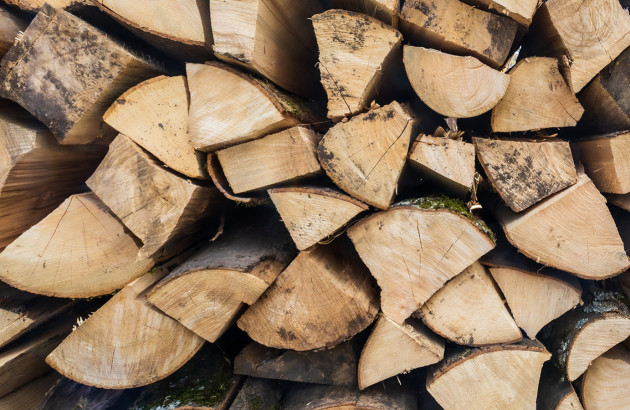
<box><xmin>0</xmin><ymin>0</ymin><xmax>630</xmax><ymax>409</ymax></box>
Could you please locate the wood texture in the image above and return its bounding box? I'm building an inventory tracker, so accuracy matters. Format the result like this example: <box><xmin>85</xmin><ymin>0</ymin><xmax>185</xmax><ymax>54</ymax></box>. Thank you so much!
<box><xmin>3</xmin><ymin>0</ymin><xmax>86</xmax><ymax>12</ymax></box>
<box><xmin>537</xmin><ymin>363</ymin><xmax>584</xmax><ymax>410</ymax></box>
<box><xmin>38</xmin><ymin>377</ymin><xmax>124</xmax><ymax>410</ymax></box>
<box><xmin>573</xmin><ymin>132</ymin><xmax>630</xmax><ymax>194</ymax></box>
<box><xmin>581</xmin><ymin>344</ymin><xmax>630</xmax><ymax>410</ymax></box>
<box><xmin>464</xmin><ymin>0</ymin><xmax>539</xmax><ymax>26</ymax></box>
<box><xmin>327</xmin><ymin>0</ymin><xmax>400</xmax><ymax>25</ymax></box>
<box><xmin>282</xmin><ymin>383</ymin><xmax>417</xmax><ymax>410</ymax></box>
<box><xmin>0</xmin><ymin>6</ymin><xmax>26</xmax><ymax>58</ymax></box>
<box><xmin>229</xmin><ymin>377</ymin><xmax>286</xmax><ymax>410</ymax></box>
<box><xmin>0</xmin><ymin>372</ymin><xmax>59</xmax><ymax>410</ymax></box>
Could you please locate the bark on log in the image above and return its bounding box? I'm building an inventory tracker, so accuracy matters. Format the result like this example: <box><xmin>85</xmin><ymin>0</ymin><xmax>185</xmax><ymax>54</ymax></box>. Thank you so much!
<box><xmin>0</xmin><ymin>6</ymin><xmax>27</xmax><ymax>58</ymax></box>
<box><xmin>282</xmin><ymin>383</ymin><xmax>417</xmax><ymax>410</ymax></box>
<box><xmin>580</xmin><ymin>344</ymin><xmax>630</xmax><ymax>410</ymax></box>
<box><xmin>537</xmin><ymin>362</ymin><xmax>584</xmax><ymax>410</ymax></box>
<box><xmin>573</xmin><ymin>132</ymin><xmax>630</xmax><ymax>194</ymax></box>
<box><xmin>327</xmin><ymin>0</ymin><xmax>400</xmax><ymax>26</ymax></box>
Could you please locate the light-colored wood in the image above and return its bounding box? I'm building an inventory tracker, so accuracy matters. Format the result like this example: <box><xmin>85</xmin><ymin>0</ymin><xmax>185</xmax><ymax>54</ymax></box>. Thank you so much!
<box><xmin>419</xmin><ymin>262</ymin><xmax>521</xmax><ymax>346</ymax></box>
<box><xmin>238</xmin><ymin>244</ymin><xmax>379</xmax><ymax>351</ymax></box>
<box><xmin>103</xmin><ymin>75</ymin><xmax>206</xmax><ymax>180</ymax></box>
<box><xmin>358</xmin><ymin>315</ymin><xmax>444</xmax><ymax>390</ymax></box>
<box><xmin>216</xmin><ymin>127</ymin><xmax>322</xmax><ymax>194</ymax></box>
<box><xmin>400</xmin><ymin>0</ymin><xmax>518</xmax><ymax>68</ymax></box>
<box><xmin>86</xmin><ymin>134</ymin><xmax>220</xmax><ymax>259</ymax></box>
<box><xmin>426</xmin><ymin>341</ymin><xmax>551</xmax><ymax>410</ymax></box>
<box><xmin>347</xmin><ymin>204</ymin><xmax>495</xmax><ymax>324</ymax></box>
<box><xmin>496</xmin><ymin>173</ymin><xmax>629</xmax><ymax>279</ymax></box>
<box><xmin>282</xmin><ymin>383</ymin><xmax>417</xmax><ymax>410</ymax></box>
<box><xmin>527</xmin><ymin>0</ymin><xmax>630</xmax><ymax>92</ymax></box>
<box><xmin>464</xmin><ymin>0</ymin><xmax>539</xmax><ymax>26</ymax></box>
<box><xmin>474</xmin><ymin>137</ymin><xmax>577</xmax><ymax>212</ymax></box>
<box><xmin>206</xmin><ymin>153</ymin><xmax>268</xmax><ymax>205</ymax></box>
<box><xmin>0</xmin><ymin>372</ymin><xmax>59</xmax><ymax>410</ymax></box>
<box><xmin>312</xmin><ymin>9</ymin><xmax>402</xmax><ymax>121</ymax></box>
<box><xmin>318</xmin><ymin>102</ymin><xmax>416</xmax><ymax>209</ymax></box>
<box><xmin>327</xmin><ymin>0</ymin><xmax>400</xmax><ymax>25</ymax></box>
<box><xmin>3</xmin><ymin>0</ymin><xmax>86</xmax><ymax>12</ymax></box>
<box><xmin>581</xmin><ymin>345</ymin><xmax>630</xmax><ymax>410</ymax></box>
<box><xmin>404</xmin><ymin>47</ymin><xmax>510</xmax><ymax>118</ymax></box>
<box><xmin>0</xmin><ymin>7</ymin><xmax>26</xmax><ymax>57</ymax></box>
<box><xmin>537</xmin><ymin>363</ymin><xmax>584</xmax><ymax>410</ymax></box>
<box><xmin>269</xmin><ymin>187</ymin><xmax>368</xmax><ymax>251</ymax></box>
<box><xmin>0</xmin><ymin>5</ymin><xmax>162</xmax><ymax>144</ymax></box>
<box><xmin>491</xmin><ymin>57</ymin><xmax>584</xmax><ymax>132</ymax></box>
<box><xmin>574</xmin><ymin>132</ymin><xmax>630</xmax><ymax>194</ymax></box>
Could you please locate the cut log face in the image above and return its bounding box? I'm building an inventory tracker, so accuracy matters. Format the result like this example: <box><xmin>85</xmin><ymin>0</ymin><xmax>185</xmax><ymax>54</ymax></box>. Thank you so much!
<box><xmin>3</xmin><ymin>0</ymin><xmax>86</xmax><ymax>12</ymax></box>
<box><xmin>216</xmin><ymin>126</ymin><xmax>322</xmax><ymax>194</ymax></box>
<box><xmin>581</xmin><ymin>345</ymin><xmax>630</xmax><ymax>410</ymax></box>
<box><xmin>206</xmin><ymin>153</ymin><xmax>268</xmax><ymax>205</ymax></box>
<box><xmin>0</xmin><ymin>7</ymin><xmax>27</xmax><ymax>58</ymax></box>
<box><xmin>269</xmin><ymin>187</ymin><xmax>369</xmax><ymax>251</ymax></box>
<box><xmin>347</xmin><ymin>204</ymin><xmax>495</xmax><ymax>324</ymax></box>
<box><xmin>464</xmin><ymin>0</ymin><xmax>539</xmax><ymax>26</ymax></box>
<box><xmin>400</xmin><ymin>0</ymin><xmax>518</xmax><ymax>68</ymax></box>
<box><xmin>103</xmin><ymin>75</ymin><xmax>206</xmax><ymax>180</ymax></box>
<box><xmin>474</xmin><ymin>137</ymin><xmax>578</xmax><ymax>212</ymax></box>
<box><xmin>573</xmin><ymin>132</ymin><xmax>630</xmax><ymax>194</ymax></box>
<box><xmin>327</xmin><ymin>0</ymin><xmax>400</xmax><ymax>26</ymax></box>
<box><xmin>358</xmin><ymin>315</ymin><xmax>444</xmax><ymax>390</ymax></box>
<box><xmin>426</xmin><ymin>341</ymin><xmax>551</xmax><ymax>410</ymax></box>
<box><xmin>282</xmin><ymin>383</ymin><xmax>417</xmax><ymax>410</ymax></box>
<box><xmin>537</xmin><ymin>362</ymin><xmax>584</xmax><ymax>410</ymax></box>
<box><xmin>403</xmin><ymin>47</ymin><xmax>510</xmax><ymax>118</ymax></box>
<box><xmin>491</xmin><ymin>57</ymin><xmax>584</xmax><ymax>132</ymax></box>
<box><xmin>0</xmin><ymin>372</ymin><xmax>59</xmax><ymax>410</ymax></box>
<box><xmin>312</xmin><ymin>9</ymin><xmax>402</xmax><ymax>121</ymax></box>
<box><xmin>237</xmin><ymin>244</ymin><xmax>379</xmax><ymax>351</ymax></box>
<box><xmin>496</xmin><ymin>173</ymin><xmax>630</xmax><ymax>279</ymax></box>
<box><xmin>0</xmin><ymin>5</ymin><xmax>162</xmax><ymax>144</ymax></box>
<box><xmin>318</xmin><ymin>102</ymin><xmax>416</xmax><ymax>210</ymax></box>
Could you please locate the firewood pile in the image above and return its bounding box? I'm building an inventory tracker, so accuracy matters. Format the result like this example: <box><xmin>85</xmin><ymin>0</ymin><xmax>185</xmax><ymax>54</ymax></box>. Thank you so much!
<box><xmin>1</xmin><ymin>0</ymin><xmax>630</xmax><ymax>409</ymax></box>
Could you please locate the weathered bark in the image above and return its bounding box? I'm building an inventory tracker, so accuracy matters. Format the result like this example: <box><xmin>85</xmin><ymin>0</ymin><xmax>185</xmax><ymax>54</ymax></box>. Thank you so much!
<box><xmin>537</xmin><ymin>362</ymin><xmax>584</xmax><ymax>410</ymax></box>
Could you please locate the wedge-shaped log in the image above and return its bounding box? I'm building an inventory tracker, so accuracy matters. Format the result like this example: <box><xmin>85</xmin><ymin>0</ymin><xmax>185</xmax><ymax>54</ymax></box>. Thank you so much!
<box><xmin>475</xmin><ymin>137</ymin><xmax>577</xmax><ymax>212</ymax></box>
<box><xmin>217</xmin><ymin>127</ymin><xmax>322</xmax><ymax>194</ymax></box>
<box><xmin>206</xmin><ymin>153</ymin><xmax>268</xmax><ymax>205</ymax></box>
<box><xmin>103</xmin><ymin>75</ymin><xmax>206</xmax><ymax>180</ymax></box>
<box><xmin>537</xmin><ymin>363</ymin><xmax>584</xmax><ymax>410</ymax></box>
<box><xmin>318</xmin><ymin>102</ymin><xmax>416</xmax><ymax>209</ymax></box>
<box><xmin>0</xmin><ymin>5</ymin><xmax>162</xmax><ymax>144</ymax></box>
<box><xmin>282</xmin><ymin>383</ymin><xmax>417</xmax><ymax>410</ymax></box>
<box><xmin>400</xmin><ymin>0</ymin><xmax>518</xmax><ymax>68</ymax></box>
<box><xmin>527</xmin><ymin>0</ymin><xmax>630</xmax><ymax>92</ymax></box>
<box><xmin>347</xmin><ymin>201</ymin><xmax>495</xmax><ymax>324</ymax></box>
<box><xmin>426</xmin><ymin>341</ymin><xmax>551</xmax><ymax>409</ymax></box>
<box><xmin>238</xmin><ymin>243</ymin><xmax>379</xmax><ymax>351</ymax></box>
<box><xmin>491</xmin><ymin>57</ymin><xmax>584</xmax><ymax>132</ymax></box>
<box><xmin>269</xmin><ymin>187</ymin><xmax>368</xmax><ymax>251</ymax></box>
<box><xmin>464</xmin><ymin>0</ymin><xmax>539</xmax><ymax>26</ymax></box>
<box><xmin>0</xmin><ymin>373</ymin><xmax>59</xmax><ymax>410</ymax></box>
<box><xmin>327</xmin><ymin>0</ymin><xmax>400</xmax><ymax>26</ymax></box>
<box><xmin>495</xmin><ymin>173</ymin><xmax>630</xmax><ymax>278</ymax></box>
<box><xmin>312</xmin><ymin>10</ymin><xmax>402</xmax><ymax>121</ymax></box>
<box><xmin>3</xmin><ymin>0</ymin><xmax>86</xmax><ymax>12</ymax></box>
<box><xmin>404</xmin><ymin>47</ymin><xmax>509</xmax><ymax>118</ymax></box>
<box><xmin>418</xmin><ymin>262</ymin><xmax>521</xmax><ymax>346</ymax></box>
<box><xmin>0</xmin><ymin>6</ymin><xmax>26</xmax><ymax>58</ymax></box>
<box><xmin>581</xmin><ymin>345</ymin><xmax>630</xmax><ymax>410</ymax></box>
<box><xmin>358</xmin><ymin>315</ymin><xmax>444</xmax><ymax>390</ymax></box>
<box><xmin>574</xmin><ymin>132</ymin><xmax>630</xmax><ymax>194</ymax></box>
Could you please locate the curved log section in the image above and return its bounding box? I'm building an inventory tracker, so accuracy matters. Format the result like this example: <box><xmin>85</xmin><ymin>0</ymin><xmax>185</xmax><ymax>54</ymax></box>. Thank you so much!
<box><xmin>580</xmin><ymin>345</ymin><xmax>630</xmax><ymax>410</ymax></box>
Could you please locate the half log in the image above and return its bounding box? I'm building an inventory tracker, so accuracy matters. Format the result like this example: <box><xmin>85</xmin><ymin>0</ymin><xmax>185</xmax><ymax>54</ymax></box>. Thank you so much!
<box><xmin>580</xmin><ymin>344</ymin><xmax>630</xmax><ymax>410</ymax></box>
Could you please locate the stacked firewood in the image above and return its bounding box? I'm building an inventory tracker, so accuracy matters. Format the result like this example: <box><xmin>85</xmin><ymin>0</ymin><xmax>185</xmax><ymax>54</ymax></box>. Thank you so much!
<box><xmin>1</xmin><ymin>0</ymin><xmax>630</xmax><ymax>409</ymax></box>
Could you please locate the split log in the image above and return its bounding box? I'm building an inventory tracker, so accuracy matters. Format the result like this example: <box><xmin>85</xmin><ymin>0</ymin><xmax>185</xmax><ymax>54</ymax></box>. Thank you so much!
<box><xmin>426</xmin><ymin>341</ymin><xmax>551</xmax><ymax>409</ymax></box>
<box><xmin>537</xmin><ymin>363</ymin><xmax>584</xmax><ymax>410</ymax></box>
<box><xmin>269</xmin><ymin>187</ymin><xmax>368</xmax><ymax>251</ymax></box>
<box><xmin>312</xmin><ymin>9</ymin><xmax>402</xmax><ymax>121</ymax></box>
<box><xmin>187</xmin><ymin>62</ymin><xmax>319</xmax><ymax>152</ymax></box>
<box><xmin>318</xmin><ymin>102</ymin><xmax>417</xmax><ymax>209</ymax></box>
<box><xmin>206</xmin><ymin>153</ymin><xmax>268</xmax><ymax>205</ymax></box>
<box><xmin>358</xmin><ymin>315</ymin><xmax>444</xmax><ymax>390</ymax></box>
<box><xmin>229</xmin><ymin>377</ymin><xmax>286</xmax><ymax>410</ymax></box>
<box><xmin>464</xmin><ymin>0</ymin><xmax>539</xmax><ymax>26</ymax></box>
<box><xmin>418</xmin><ymin>262</ymin><xmax>522</xmax><ymax>346</ymax></box>
<box><xmin>526</xmin><ymin>0</ymin><xmax>630</xmax><ymax>92</ymax></box>
<box><xmin>86</xmin><ymin>134</ymin><xmax>221</xmax><ymax>259</ymax></box>
<box><xmin>2</xmin><ymin>0</ymin><xmax>87</xmax><ymax>12</ymax></box>
<box><xmin>580</xmin><ymin>344</ymin><xmax>630</xmax><ymax>410</ymax></box>
<box><xmin>216</xmin><ymin>126</ymin><xmax>322</xmax><ymax>194</ymax></box>
<box><xmin>400</xmin><ymin>0</ymin><xmax>518</xmax><ymax>68</ymax></box>
<box><xmin>327</xmin><ymin>0</ymin><xmax>400</xmax><ymax>26</ymax></box>
<box><xmin>0</xmin><ymin>5</ymin><xmax>162</xmax><ymax>144</ymax></box>
<box><xmin>39</xmin><ymin>377</ymin><xmax>124</xmax><ymax>410</ymax></box>
<box><xmin>490</xmin><ymin>57</ymin><xmax>584</xmax><ymax>132</ymax></box>
<box><xmin>209</xmin><ymin>0</ymin><xmax>323</xmax><ymax>97</ymax></box>
<box><xmin>282</xmin><ymin>383</ymin><xmax>417</xmax><ymax>410</ymax></box>
<box><xmin>474</xmin><ymin>137</ymin><xmax>577</xmax><ymax>212</ymax></box>
<box><xmin>573</xmin><ymin>132</ymin><xmax>630</xmax><ymax>194</ymax></box>
<box><xmin>403</xmin><ymin>47</ymin><xmax>510</xmax><ymax>118</ymax></box>
<box><xmin>495</xmin><ymin>173</ymin><xmax>630</xmax><ymax>279</ymax></box>
<box><xmin>237</xmin><ymin>242</ymin><xmax>379</xmax><ymax>351</ymax></box>
<box><xmin>103</xmin><ymin>75</ymin><xmax>206</xmax><ymax>180</ymax></box>
<box><xmin>234</xmin><ymin>341</ymin><xmax>357</xmax><ymax>385</ymax></box>
<box><xmin>347</xmin><ymin>199</ymin><xmax>495</xmax><ymax>324</ymax></box>
<box><xmin>0</xmin><ymin>6</ymin><xmax>26</xmax><ymax>58</ymax></box>
<box><xmin>0</xmin><ymin>372</ymin><xmax>59</xmax><ymax>410</ymax></box>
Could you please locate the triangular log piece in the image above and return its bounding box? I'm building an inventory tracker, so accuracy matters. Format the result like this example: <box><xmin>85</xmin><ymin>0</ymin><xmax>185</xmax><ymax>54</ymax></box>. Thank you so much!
<box><xmin>608</xmin><ymin>193</ymin><xmax>630</xmax><ymax>212</ymax></box>
<box><xmin>537</xmin><ymin>362</ymin><xmax>584</xmax><ymax>410</ymax></box>
<box><xmin>216</xmin><ymin>127</ymin><xmax>322</xmax><ymax>194</ymax></box>
<box><xmin>495</xmin><ymin>173</ymin><xmax>630</xmax><ymax>279</ymax></box>
<box><xmin>573</xmin><ymin>132</ymin><xmax>630</xmax><ymax>194</ymax></box>
<box><xmin>403</xmin><ymin>47</ymin><xmax>510</xmax><ymax>118</ymax></box>
<box><xmin>0</xmin><ymin>5</ymin><xmax>162</xmax><ymax>144</ymax></box>
<box><xmin>103</xmin><ymin>75</ymin><xmax>206</xmax><ymax>180</ymax></box>
<box><xmin>526</xmin><ymin>0</ymin><xmax>630</xmax><ymax>92</ymax></box>
<box><xmin>358</xmin><ymin>315</ymin><xmax>444</xmax><ymax>390</ymax></box>
<box><xmin>2</xmin><ymin>0</ymin><xmax>87</xmax><ymax>12</ymax></box>
<box><xmin>474</xmin><ymin>137</ymin><xmax>577</xmax><ymax>212</ymax></box>
<box><xmin>206</xmin><ymin>153</ymin><xmax>268</xmax><ymax>205</ymax></box>
<box><xmin>347</xmin><ymin>199</ymin><xmax>495</xmax><ymax>324</ymax></box>
<box><xmin>0</xmin><ymin>372</ymin><xmax>59</xmax><ymax>410</ymax></box>
<box><xmin>538</xmin><ymin>290</ymin><xmax>630</xmax><ymax>381</ymax></box>
<box><xmin>0</xmin><ymin>6</ymin><xmax>26</xmax><ymax>58</ymax></box>
<box><xmin>580</xmin><ymin>344</ymin><xmax>630</xmax><ymax>410</ymax></box>
<box><xmin>209</xmin><ymin>0</ymin><xmax>323</xmax><ymax>97</ymax></box>
<box><xmin>234</xmin><ymin>341</ymin><xmax>357</xmax><ymax>385</ymax></box>
<box><xmin>146</xmin><ymin>216</ymin><xmax>296</xmax><ymax>343</ymax></box>
<box><xmin>408</xmin><ymin>134</ymin><xmax>476</xmax><ymax>195</ymax></box>
<box><xmin>229</xmin><ymin>377</ymin><xmax>287</xmax><ymax>410</ymax></box>
<box><xmin>318</xmin><ymin>102</ymin><xmax>417</xmax><ymax>209</ymax></box>
<box><xmin>312</xmin><ymin>9</ymin><xmax>402</xmax><ymax>121</ymax></box>
<box><xmin>491</xmin><ymin>57</ymin><xmax>584</xmax><ymax>132</ymax></box>
<box><xmin>327</xmin><ymin>0</ymin><xmax>400</xmax><ymax>26</ymax></box>
<box><xmin>187</xmin><ymin>62</ymin><xmax>320</xmax><ymax>152</ymax></box>
<box><xmin>237</xmin><ymin>243</ymin><xmax>379</xmax><ymax>351</ymax></box>
<box><xmin>400</xmin><ymin>0</ymin><xmax>518</xmax><ymax>68</ymax></box>
<box><xmin>426</xmin><ymin>341</ymin><xmax>551</xmax><ymax>409</ymax></box>
<box><xmin>268</xmin><ymin>187</ymin><xmax>368</xmax><ymax>251</ymax></box>
<box><xmin>86</xmin><ymin>134</ymin><xmax>221</xmax><ymax>259</ymax></box>
<box><xmin>463</xmin><ymin>0</ymin><xmax>539</xmax><ymax>26</ymax></box>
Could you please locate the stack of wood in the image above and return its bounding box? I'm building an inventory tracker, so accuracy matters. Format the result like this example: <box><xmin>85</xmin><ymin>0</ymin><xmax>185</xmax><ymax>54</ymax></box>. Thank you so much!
<box><xmin>0</xmin><ymin>0</ymin><xmax>630</xmax><ymax>409</ymax></box>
